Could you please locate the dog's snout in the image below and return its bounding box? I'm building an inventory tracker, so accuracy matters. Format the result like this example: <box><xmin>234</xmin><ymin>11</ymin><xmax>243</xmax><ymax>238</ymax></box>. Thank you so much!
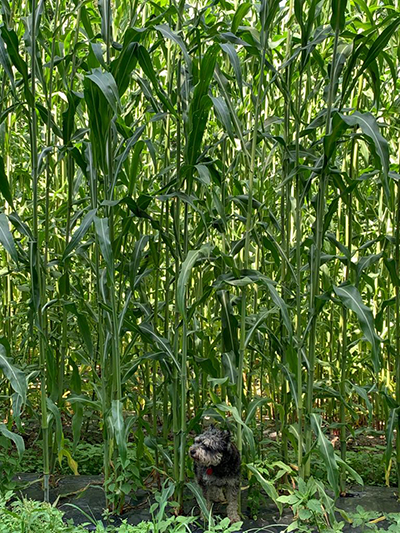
<box><xmin>190</xmin><ymin>448</ymin><xmax>196</xmax><ymax>457</ymax></box>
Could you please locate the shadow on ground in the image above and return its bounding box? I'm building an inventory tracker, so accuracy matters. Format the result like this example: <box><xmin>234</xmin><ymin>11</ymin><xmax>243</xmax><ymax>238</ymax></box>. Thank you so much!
<box><xmin>13</xmin><ymin>474</ymin><xmax>400</xmax><ymax>532</ymax></box>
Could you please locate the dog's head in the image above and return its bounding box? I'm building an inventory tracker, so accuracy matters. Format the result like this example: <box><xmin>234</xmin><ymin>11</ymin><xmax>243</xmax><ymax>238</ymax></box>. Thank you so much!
<box><xmin>189</xmin><ymin>426</ymin><xmax>232</xmax><ymax>466</ymax></box>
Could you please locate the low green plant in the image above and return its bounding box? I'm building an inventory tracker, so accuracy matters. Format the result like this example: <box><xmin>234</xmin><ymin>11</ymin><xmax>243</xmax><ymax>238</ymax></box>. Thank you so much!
<box><xmin>277</xmin><ymin>477</ymin><xmax>345</xmax><ymax>532</ymax></box>
<box><xmin>0</xmin><ymin>490</ymin><xmax>243</xmax><ymax>533</ymax></box>
<box><xmin>343</xmin><ymin>506</ymin><xmax>400</xmax><ymax>532</ymax></box>
<box><xmin>346</xmin><ymin>505</ymin><xmax>382</xmax><ymax>531</ymax></box>
<box><xmin>0</xmin><ymin>491</ymin><xmax>87</xmax><ymax>532</ymax></box>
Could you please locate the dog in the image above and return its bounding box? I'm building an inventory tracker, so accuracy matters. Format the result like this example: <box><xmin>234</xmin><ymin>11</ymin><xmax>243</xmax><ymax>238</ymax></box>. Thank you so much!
<box><xmin>189</xmin><ymin>426</ymin><xmax>241</xmax><ymax>523</ymax></box>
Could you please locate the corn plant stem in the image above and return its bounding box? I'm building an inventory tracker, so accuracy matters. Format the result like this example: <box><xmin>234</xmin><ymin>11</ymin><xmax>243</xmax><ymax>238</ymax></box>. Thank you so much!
<box><xmin>44</xmin><ymin>0</ymin><xmax>63</xmax><ymax>404</ymax></box>
<box><xmin>294</xmin><ymin>73</ymin><xmax>303</xmax><ymax>476</ymax></box>
<box><xmin>305</xmin><ymin>27</ymin><xmax>340</xmax><ymax>476</ymax></box>
<box><xmin>30</xmin><ymin>0</ymin><xmax>50</xmax><ymax>502</ymax></box>
<box><xmin>237</xmin><ymin>0</ymin><xmax>268</xmax><ymax>489</ymax></box>
<box><xmin>152</xmin><ymin>223</ymin><xmax>161</xmax><ymax>470</ymax></box>
<box><xmin>173</xmin><ymin>54</ymin><xmax>182</xmax><ymax>505</ymax></box>
<box><xmin>281</xmin><ymin>0</ymin><xmax>295</xmax><ymax>472</ymax></box>
<box><xmin>162</xmin><ymin>99</ymin><xmax>172</xmax><ymax>445</ymax></box>
<box><xmin>396</xmin><ymin>179</ymin><xmax>400</xmax><ymax>493</ymax></box>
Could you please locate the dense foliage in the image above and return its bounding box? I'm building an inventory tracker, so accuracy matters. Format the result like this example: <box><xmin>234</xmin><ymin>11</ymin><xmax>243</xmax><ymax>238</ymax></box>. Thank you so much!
<box><xmin>0</xmin><ymin>0</ymin><xmax>400</xmax><ymax>516</ymax></box>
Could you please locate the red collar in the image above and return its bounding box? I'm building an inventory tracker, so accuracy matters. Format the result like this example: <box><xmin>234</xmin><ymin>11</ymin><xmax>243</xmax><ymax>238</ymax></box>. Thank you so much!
<box><xmin>206</xmin><ymin>467</ymin><xmax>213</xmax><ymax>475</ymax></box>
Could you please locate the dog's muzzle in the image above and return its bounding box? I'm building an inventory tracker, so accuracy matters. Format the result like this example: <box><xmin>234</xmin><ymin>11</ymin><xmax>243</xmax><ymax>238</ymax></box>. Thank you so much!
<box><xmin>189</xmin><ymin>447</ymin><xmax>197</xmax><ymax>458</ymax></box>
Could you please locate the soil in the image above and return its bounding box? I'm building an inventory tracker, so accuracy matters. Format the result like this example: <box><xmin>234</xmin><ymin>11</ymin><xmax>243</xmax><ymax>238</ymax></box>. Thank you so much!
<box><xmin>13</xmin><ymin>474</ymin><xmax>400</xmax><ymax>532</ymax></box>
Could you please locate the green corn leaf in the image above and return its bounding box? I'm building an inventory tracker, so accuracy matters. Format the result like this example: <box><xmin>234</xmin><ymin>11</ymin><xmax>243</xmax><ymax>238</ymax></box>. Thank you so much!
<box><xmin>94</xmin><ymin>216</ymin><xmax>114</xmax><ymax>279</ymax></box>
<box><xmin>341</xmin><ymin>17</ymin><xmax>400</xmax><ymax>106</ymax></box>
<box><xmin>338</xmin><ymin>111</ymin><xmax>389</xmax><ymax>197</ymax></box>
<box><xmin>63</xmin><ymin>209</ymin><xmax>97</xmax><ymax>260</ymax></box>
<box><xmin>232</xmin><ymin>2</ymin><xmax>252</xmax><ymax>33</ymax></box>
<box><xmin>111</xmin><ymin>32</ymin><xmax>139</xmax><ymax>96</ymax></box>
<box><xmin>137</xmin><ymin>45</ymin><xmax>176</xmax><ymax>116</ymax></box>
<box><xmin>384</xmin><ymin>408</ymin><xmax>398</xmax><ymax>476</ymax></box>
<box><xmin>215</xmin><ymin>403</ymin><xmax>255</xmax><ymax>457</ymax></box>
<box><xmin>260</xmin><ymin>277</ymin><xmax>293</xmax><ymax>339</ymax></box>
<box><xmin>245</xmin><ymin>309</ymin><xmax>275</xmax><ymax>348</ymax></box>
<box><xmin>333</xmin><ymin>283</ymin><xmax>381</xmax><ymax>372</ymax></box>
<box><xmin>47</xmin><ymin>398</ymin><xmax>63</xmax><ymax>452</ymax></box>
<box><xmin>220</xmin><ymin>43</ymin><xmax>243</xmax><ymax>98</ymax></box>
<box><xmin>218</xmin><ymin>290</ymin><xmax>239</xmax><ymax>356</ymax></box>
<box><xmin>335</xmin><ymin>456</ymin><xmax>364</xmax><ymax>486</ymax></box>
<box><xmin>325</xmin><ymin>111</ymin><xmax>390</xmax><ymax>202</ymax></box>
<box><xmin>0</xmin><ymin>424</ymin><xmax>25</xmax><ymax>457</ymax></box>
<box><xmin>86</xmin><ymin>68</ymin><xmax>120</xmax><ymax>115</ymax></box>
<box><xmin>0</xmin><ymin>213</ymin><xmax>18</xmax><ymax>263</ymax></box>
<box><xmin>222</xmin><ymin>351</ymin><xmax>237</xmax><ymax>385</ymax></box>
<box><xmin>211</xmin><ymin>96</ymin><xmax>234</xmax><ymax>140</ymax></box>
<box><xmin>177</xmin><ymin>244</ymin><xmax>212</xmax><ymax>322</ymax></box>
<box><xmin>0</xmin><ymin>26</ymin><xmax>33</xmax><ymax>105</ymax></box>
<box><xmin>0</xmin><ymin>345</ymin><xmax>27</xmax><ymax>403</ymax></box>
<box><xmin>138</xmin><ymin>322</ymin><xmax>179</xmax><ymax>369</ymax></box>
<box><xmin>186</xmin><ymin>44</ymin><xmax>219</xmax><ymax>170</ymax></box>
<box><xmin>310</xmin><ymin>413</ymin><xmax>339</xmax><ymax>497</ymax></box>
<box><xmin>98</xmin><ymin>0</ymin><xmax>113</xmax><ymax>44</ymax></box>
<box><xmin>247</xmin><ymin>464</ymin><xmax>282</xmax><ymax>513</ymax></box>
<box><xmin>187</xmin><ymin>482</ymin><xmax>213</xmax><ymax>522</ymax></box>
<box><xmin>109</xmin><ymin>400</ymin><xmax>128</xmax><ymax>467</ymax></box>
<box><xmin>245</xmin><ymin>398</ymin><xmax>268</xmax><ymax>425</ymax></box>
<box><xmin>0</xmin><ymin>34</ymin><xmax>15</xmax><ymax>91</ymax></box>
<box><xmin>155</xmin><ymin>24</ymin><xmax>191</xmax><ymax>71</ymax></box>
<box><xmin>65</xmin><ymin>304</ymin><xmax>94</xmax><ymax>357</ymax></box>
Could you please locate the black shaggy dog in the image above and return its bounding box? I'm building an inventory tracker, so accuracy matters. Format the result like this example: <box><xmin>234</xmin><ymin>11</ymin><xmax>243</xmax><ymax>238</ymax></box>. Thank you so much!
<box><xmin>189</xmin><ymin>426</ymin><xmax>241</xmax><ymax>523</ymax></box>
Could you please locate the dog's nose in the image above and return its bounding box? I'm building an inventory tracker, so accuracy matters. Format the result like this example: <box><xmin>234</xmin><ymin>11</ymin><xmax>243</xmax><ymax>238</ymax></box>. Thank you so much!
<box><xmin>190</xmin><ymin>448</ymin><xmax>196</xmax><ymax>457</ymax></box>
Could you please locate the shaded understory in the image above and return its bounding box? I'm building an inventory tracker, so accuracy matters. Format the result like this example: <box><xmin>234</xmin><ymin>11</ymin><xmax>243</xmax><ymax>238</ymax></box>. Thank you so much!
<box><xmin>13</xmin><ymin>474</ymin><xmax>400</xmax><ymax>533</ymax></box>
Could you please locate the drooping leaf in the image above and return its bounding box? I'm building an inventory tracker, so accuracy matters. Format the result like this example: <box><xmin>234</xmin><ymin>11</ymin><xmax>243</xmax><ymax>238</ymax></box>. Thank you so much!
<box><xmin>218</xmin><ymin>290</ymin><xmax>239</xmax><ymax>356</ymax></box>
<box><xmin>222</xmin><ymin>351</ymin><xmax>237</xmax><ymax>385</ymax></box>
<box><xmin>0</xmin><ymin>26</ymin><xmax>33</xmax><ymax>105</ymax></box>
<box><xmin>0</xmin><ymin>213</ymin><xmax>18</xmax><ymax>263</ymax></box>
<box><xmin>333</xmin><ymin>284</ymin><xmax>381</xmax><ymax>372</ymax></box>
<box><xmin>63</xmin><ymin>209</ymin><xmax>97</xmax><ymax>260</ymax></box>
<box><xmin>0</xmin><ymin>345</ymin><xmax>27</xmax><ymax>403</ymax></box>
<box><xmin>155</xmin><ymin>24</ymin><xmax>191</xmax><ymax>71</ymax></box>
<box><xmin>0</xmin><ymin>424</ymin><xmax>24</xmax><ymax>457</ymax></box>
<box><xmin>335</xmin><ymin>456</ymin><xmax>364</xmax><ymax>486</ymax></box>
<box><xmin>245</xmin><ymin>398</ymin><xmax>268</xmax><ymax>425</ymax></box>
<box><xmin>177</xmin><ymin>244</ymin><xmax>212</xmax><ymax>322</ymax></box>
<box><xmin>220</xmin><ymin>43</ymin><xmax>243</xmax><ymax>98</ymax></box>
<box><xmin>325</xmin><ymin>111</ymin><xmax>390</xmax><ymax>201</ymax></box>
<box><xmin>310</xmin><ymin>413</ymin><xmax>339</xmax><ymax>497</ymax></box>
<box><xmin>138</xmin><ymin>322</ymin><xmax>179</xmax><ymax>369</ymax></box>
<box><xmin>211</xmin><ymin>96</ymin><xmax>234</xmax><ymax>140</ymax></box>
<box><xmin>187</xmin><ymin>482</ymin><xmax>214</xmax><ymax>522</ymax></box>
<box><xmin>0</xmin><ymin>34</ymin><xmax>15</xmax><ymax>90</ymax></box>
<box><xmin>247</xmin><ymin>464</ymin><xmax>282</xmax><ymax>513</ymax></box>
<box><xmin>86</xmin><ymin>68</ymin><xmax>120</xmax><ymax>115</ymax></box>
<box><xmin>94</xmin><ymin>216</ymin><xmax>114</xmax><ymax>279</ymax></box>
<box><xmin>47</xmin><ymin>398</ymin><xmax>63</xmax><ymax>451</ymax></box>
<box><xmin>260</xmin><ymin>277</ymin><xmax>293</xmax><ymax>339</ymax></box>
<box><xmin>137</xmin><ymin>45</ymin><xmax>176</xmax><ymax>115</ymax></box>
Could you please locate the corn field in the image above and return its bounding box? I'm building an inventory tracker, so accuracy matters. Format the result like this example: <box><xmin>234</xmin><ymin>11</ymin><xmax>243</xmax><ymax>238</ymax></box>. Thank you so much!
<box><xmin>0</xmin><ymin>0</ymin><xmax>400</xmax><ymax>515</ymax></box>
